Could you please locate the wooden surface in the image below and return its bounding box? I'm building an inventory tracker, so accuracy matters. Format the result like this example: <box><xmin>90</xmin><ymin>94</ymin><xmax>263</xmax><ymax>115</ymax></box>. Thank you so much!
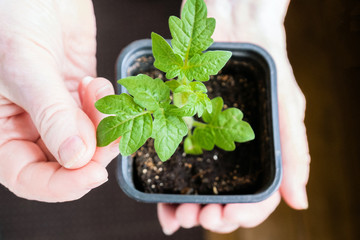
<box><xmin>207</xmin><ymin>0</ymin><xmax>360</xmax><ymax>239</ymax></box>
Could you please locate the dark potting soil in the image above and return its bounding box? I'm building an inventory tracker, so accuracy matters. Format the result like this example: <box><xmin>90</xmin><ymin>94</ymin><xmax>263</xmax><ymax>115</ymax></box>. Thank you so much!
<box><xmin>126</xmin><ymin>55</ymin><xmax>271</xmax><ymax>195</ymax></box>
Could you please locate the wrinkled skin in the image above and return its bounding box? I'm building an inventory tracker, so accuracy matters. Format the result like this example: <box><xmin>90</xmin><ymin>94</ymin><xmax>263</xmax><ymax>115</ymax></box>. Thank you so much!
<box><xmin>157</xmin><ymin>0</ymin><xmax>310</xmax><ymax>234</ymax></box>
<box><xmin>0</xmin><ymin>0</ymin><xmax>119</xmax><ymax>202</ymax></box>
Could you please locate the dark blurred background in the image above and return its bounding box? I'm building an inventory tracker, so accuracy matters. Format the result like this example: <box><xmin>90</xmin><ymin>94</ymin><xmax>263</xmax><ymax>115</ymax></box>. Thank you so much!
<box><xmin>1</xmin><ymin>0</ymin><xmax>359</xmax><ymax>239</ymax></box>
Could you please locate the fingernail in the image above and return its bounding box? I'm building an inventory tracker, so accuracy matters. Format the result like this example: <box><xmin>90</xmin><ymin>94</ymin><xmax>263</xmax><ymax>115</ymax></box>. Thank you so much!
<box><xmin>95</xmin><ymin>84</ymin><xmax>113</xmax><ymax>100</ymax></box>
<box><xmin>162</xmin><ymin>228</ymin><xmax>176</xmax><ymax>236</ymax></box>
<box><xmin>58</xmin><ymin>135</ymin><xmax>87</xmax><ymax>168</ymax></box>
<box><xmin>82</xmin><ymin>76</ymin><xmax>94</xmax><ymax>86</ymax></box>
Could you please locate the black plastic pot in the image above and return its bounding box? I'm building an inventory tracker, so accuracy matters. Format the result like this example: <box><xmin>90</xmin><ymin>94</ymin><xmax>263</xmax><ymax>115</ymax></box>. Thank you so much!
<box><xmin>115</xmin><ymin>40</ymin><xmax>282</xmax><ymax>204</ymax></box>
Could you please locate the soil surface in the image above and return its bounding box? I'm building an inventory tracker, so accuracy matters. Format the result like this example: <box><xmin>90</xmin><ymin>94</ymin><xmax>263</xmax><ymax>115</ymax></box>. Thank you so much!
<box><xmin>127</xmin><ymin>55</ymin><xmax>270</xmax><ymax>195</ymax></box>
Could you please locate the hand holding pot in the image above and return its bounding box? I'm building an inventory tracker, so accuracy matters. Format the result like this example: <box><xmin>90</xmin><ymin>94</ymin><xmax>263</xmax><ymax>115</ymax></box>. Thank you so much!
<box><xmin>158</xmin><ymin>0</ymin><xmax>310</xmax><ymax>234</ymax></box>
<box><xmin>0</xmin><ymin>0</ymin><xmax>118</xmax><ymax>202</ymax></box>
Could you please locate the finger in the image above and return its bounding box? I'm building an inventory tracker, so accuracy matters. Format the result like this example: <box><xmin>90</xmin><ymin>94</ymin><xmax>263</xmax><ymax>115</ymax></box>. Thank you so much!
<box><xmin>2</xmin><ymin>56</ymin><xmax>97</xmax><ymax>169</ymax></box>
<box><xmin>0</xmin><ymin>111</ymin><xmax>38</xmax><ymax>144</ymax></box>
<box><xmin>36</xmin><ymin>138</ymin><xmax>57</xmax><ymax>162</ymax></box>
<box><xmin>278</xmin><ymin>84</ymin><xmax>310</xmax><ymax>210</ymax></box>
<box><xmin>175</xmin><ymin>203</ymin><xmax>201</xmax><ymax>228</ymax></box>
<box><xmin>0</xmin><ymin>0</ymin><xmax>97</xmax><ymax>170</ymax></box>
<box><xmin>0</xmin><ymin>140</ymin><xmax>107</xmax><ymax>202</ymax></box>
<box><xmin>79</xmin><ymin>76</ymin><xmax>115</xmax><ymax>126</ymax></box>
<box><xmin>0</xmin><ymin>96</ymin><xmax>24</xmax><ymax>118</ymax></box>
<box><xmin>223</xmin><ymin>192</ymin><xmax>281</xmax><ymax>229</ymax></box>
<box><xmin>199</xmin><ymin>204</ymin><xmax>239</xmax><ymax>233</ymax></box>
<box><xmin>92</xmin><ymin>140</ymin><xmax>120</xmax><ymax>167</ymax></box>
<box><xmin>199</xmin><ymin>204</ymin><xmax>223</xmax><ymax>230</ymax></box>
<box><xmin>79</xmin><ymin>76</ymin><xmax>120</xmax><ymax>166</ymax></box>
<box><xmin>157</xmin><ymin>203</ymin><xmax>181</xmax><ymax>235</ymax></box>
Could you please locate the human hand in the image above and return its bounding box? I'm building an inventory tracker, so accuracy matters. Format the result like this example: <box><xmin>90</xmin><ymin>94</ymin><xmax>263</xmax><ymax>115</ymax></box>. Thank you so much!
<box><xmin>0</xmin><ymin>0</ymin><xmax>119</xmax><ymax>202</ymax></box>
<box><xmin>158</xmin><ymin>0</ymin><xmax>310</xmax><ymax>234</ymax></box>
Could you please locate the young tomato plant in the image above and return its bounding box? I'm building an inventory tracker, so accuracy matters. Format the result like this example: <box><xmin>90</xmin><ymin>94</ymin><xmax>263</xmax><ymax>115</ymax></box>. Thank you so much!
<box><xmin>95</xmin><ymin>0</ymin><xmax>255</xmax><ymax>161</ymax></box>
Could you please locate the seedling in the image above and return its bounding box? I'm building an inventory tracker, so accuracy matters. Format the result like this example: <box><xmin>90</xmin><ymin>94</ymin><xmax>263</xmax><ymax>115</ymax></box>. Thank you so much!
<box><xmin>95</xmin><ymin>0</ymin><xmax>255</xmax><ymax>161</ymax></box>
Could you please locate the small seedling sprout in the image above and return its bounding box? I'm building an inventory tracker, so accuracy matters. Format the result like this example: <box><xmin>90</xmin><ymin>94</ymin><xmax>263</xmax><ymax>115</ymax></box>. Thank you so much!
<box><xmin>95</xmin><ymin>0</ymin><xmax>254</xmax><ymax>161</ymax></box>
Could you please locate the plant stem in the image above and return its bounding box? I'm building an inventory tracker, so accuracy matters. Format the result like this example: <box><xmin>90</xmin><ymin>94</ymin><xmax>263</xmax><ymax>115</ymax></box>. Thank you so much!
<box><xmin>181</xmin><ymin>75</ymin><xmax>188</xmax><ymax>85</ymax></box>
<box><xmin>183</xmin><ymin>116</ymin><xmax>194</xmax><ymax>130</ymax></box>
<box><xmin>192</xmin><ymin>120</ymin><xmax>207</xmax><ymax>128</ymax></box>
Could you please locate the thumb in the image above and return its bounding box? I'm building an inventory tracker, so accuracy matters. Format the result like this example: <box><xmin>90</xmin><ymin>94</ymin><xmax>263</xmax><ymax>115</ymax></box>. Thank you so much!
<box><xmin>0</xmin><ymin>0</ymin><xmax>97</xmax><ymax>169</ymax></box>
<box><xmin>8</xmin><ymin>69</ymin><xmax>96</xmax><ymax>169</ymax></box>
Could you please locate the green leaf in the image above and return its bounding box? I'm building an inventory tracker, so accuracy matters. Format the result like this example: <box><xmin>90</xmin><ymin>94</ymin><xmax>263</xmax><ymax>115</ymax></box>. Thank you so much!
<box><xmin>212</xmin><ymin>108</ymin><xmax>254</xmax><ymax>151</ymax></box>
<box><xmin>162</xmin><ymin>104</ymin><xmax>192</xmax><ymax>118</ymax></box>
<box><xmin>193</xmin><ymin>127</ymin><xmax>215</xmax><ymax>151</ymax></box>
<box><xmin>168</xmin><ymin>94</ymin><xmax>197</xmax><ymax>117</ymax></box>
<box><xmin>169</xmin><ymin>0</ymin><xmax>215</xmax><ymax>59</ymax></box>
<box><xmin>151</xmin><ymin>32</ymin><xmax>183</xmax><ymax>79</ymax></box>
<box><xmin>95</xmin><ymin>94</ymin><xmax>141</xmax><ymax>115</ymax></box>
<box><xmin>96</xmin><ymin>94</ymin><xmax>152</xmax><ymax>156</ymax></box>
<box><xmin>96</xmin><ymin>116</ymin><xmax>123</xmax><ymax>147</ymax></box>
<box><xmin>151</xmin><ymin>0</ymin><xmax>231</xmax><ymax>82</ymax></box>
<box><xmin>191</xmin><ymin>97</ymin><xmax>255</xmax><ymax>152</ymax></box>
<box><xmin>183</xmin><ymin>51</ymin><xmax>232</xmax><ymax>82</ymax></box>
<box><xmin>184</xmin><ymin>135</ymin><xmax>203</xmax><ymax>155</ymax></box>
<box><xmin>174</xmin><ymin>85</ymin><xmax>193</xmax><ymax>93</ymax></box>
<box><xmin>215</xmin><ymin>108</ymin><xmax>255</xmax><ymax>144</ymax></box>
<box><xmin>202</xmin><ymin>96</ymin><xmax>223</xmax><ymax>123</ymax></box>
<box><xmin>152</xmin><ymin>110</ymin><xmax>188</xmax><ymax>161</ymax></box>
<box><xmin>189</xmin><ymin>81</ymin><xmax>207</xmax><ymax>93</ymax></box>
<box><xmin>165</xmin><ymin>80</ymin><xmax>181</xmax><ymax>91</ymax></box>
<box><xmin>168</xmin><ymin>91</ymin><xmax>211</xmax><ymax>117</ymax></box>
<box><xmin>194</xmin><ymin>92</ymin><xmax>211</xmax><ymax>117</ymax></box>
<box><xmin>171</xmin><ymin>81</ymin><xmax>209</xmax><ymax>116</ymax></box>
<box><xmin>118</xmin><ymin>74</ymin><xmax>170</xmax><ymax>111</ymax></box>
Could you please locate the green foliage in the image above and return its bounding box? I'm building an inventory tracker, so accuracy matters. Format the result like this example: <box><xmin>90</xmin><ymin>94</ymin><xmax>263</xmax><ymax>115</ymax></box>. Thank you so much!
<box><xmin>152</xmin><ymin>0</ymin><xmax>231</xmax><ymax>82</ymax></box>
<box><xmin>152</xmin><ymin>33</ymin><xmax>183</xmax><ymax>79</ymax></box>
<box><xmin>152</xmin><ymin>109</ymin><xmax>188</xmax><ymax>161</ymax></box>
<box><xmin>118</xmin><ymin>74</ymin><xmax>170</xmax><ymax>111</ymax></box>
<box><xmin>95</xmin><ymin>0</ymin><xmax>254</xmax><ymax>161</ymax></box>
<box><xmin>169</xmin><ymin>0</ymin><xmax>215</xmax><ymax>59</ymax></box>
<box><xmin>95</xmin><ymin>94</ymin><xmax>152</xmax><ymax>156</ymax></box>
<box><xmin>191</xmin><ymin>97</ymin><xmax>255</xmax><ymax>152</ymax></box>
